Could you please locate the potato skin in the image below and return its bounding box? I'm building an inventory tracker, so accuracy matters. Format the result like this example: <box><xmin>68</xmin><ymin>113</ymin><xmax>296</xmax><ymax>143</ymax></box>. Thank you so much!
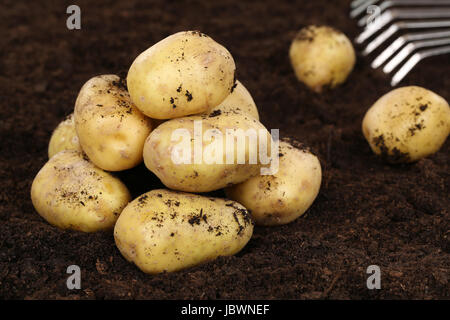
<box><xmin>289</xmin><ymin>25</ymin><xmax>355</xmax><ymax>93</ymax></box>
<box><xmin>114</xmin><ymin>189</ymin><xmax>254</xmax><ymax>274</ymax></box>
<box><xmin>208</xmin><ymin>80</ymin><xmax>259</xmax><ymax>120</ymax></box>
<box><xmin>362</xmin><ymin>86</ymin><xmax>450</xmax><ymax>163</ymax></box>
<box><xmin>31</xmin><ymin>150</ymin><xmax>131</xmax><ymax>232</ymax></box>
<box><xmin>74</xmin><ymin>74</ymin><xmax>152</xmax><ymax>171</ymax></box>
<box><xmin>127</xmin><ymin>31</ymin><xmax>236</xmax><ymax>119</ymax></box>
<box><xmin>48</xmin><ymin>113</ymin><xmax>82</xmax><ymax>158</ymax></box>
<box><xmin>143</xmin><ymin>111</ymin><xmax>272</xmax><ymax>192</ymax></box>
<box><xmin>226</xmin><ymin>140</ymin><xmax>322</xmax><ymax>226</ymax></box>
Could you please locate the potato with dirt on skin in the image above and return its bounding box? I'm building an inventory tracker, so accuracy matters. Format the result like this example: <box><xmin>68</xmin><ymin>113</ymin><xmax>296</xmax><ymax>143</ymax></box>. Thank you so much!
<box><xmin>48</xmin><ymin>113</ymin><xmax>82</xmax><ymax>158</ymax></box>
<box><xmin>207</xmin><ymin>80</ymin><xmax>259</xmax><ymax>120</ymax></box>
<box><xmin>143</xmin><ymin>111</ymin><xmax>273</xmax><ymax>192</ymax></box>
<box><xmin>127</xmin><ymin>31</ymin><xmax>236</xmax><ymax>119</ymax></box>
<box><xmin>74</xmin><ymin>74</ymin><xmax>152</xmax><ymax>171</ymax></box>
<box><xmin>289</xmin><ymin>25</ymin><xmax>355</xmax><ymax>93</ymax></box>
<box><xmin>31</xmin><ymin>150</ymin><xmax>131</xmax><ymax>232</ymax></box>
<box><xmin>226</xmin><ymin>139</ymin><xmax>322</xmax><ymax>226</ymax></box>
<box><xmin>362</xmin><ymin>86</ymin><xmax>450</xmax><ymax>163</ymax></box>
<box><xmin>114</xmin><ymin>189</ymin><xmax>254</xmax><ymax>274</ymax></box>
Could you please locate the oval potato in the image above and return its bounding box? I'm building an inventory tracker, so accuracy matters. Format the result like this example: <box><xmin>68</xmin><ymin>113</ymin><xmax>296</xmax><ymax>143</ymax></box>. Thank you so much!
<box><xmin>362</xmin><ymin>86</ymin><xmax>450</xmax><ymax>163</ymax></box>
<box><xmin>31</xmin><ymin>150</ymin><xmax>131</xmax><ymax>232</ymax></box>
<box><xmin>143</xmin><ymin>111</ymin><xmax>272</xmax><ymax>192</ymax></box>
<box><xmin>74</xmin><ymin>74</ymin><xmax>152</xmax><ymax>171</ymax></box>
<box><xmin>48</xmin><ymin>113</ymin><xmax>82</xmax><ymax>158</ymax></box>
<box><xmin>226</xmin><ymin>140</ymin><xmax>322</xmax><ymax>226</ymax></box>
<box><xmin>208</xmin><ymin>80</ymin><xmax>259</xmax><ymax>120</ymax></box>
<box><xmin>289</xmin><ymin>25</ymin><xmax>355</xmax><ymax>93</ymax></box>
<box><xmin>127</xmin><ymin>31</ymin><xmax>236</xmax><ymax>119</ymax></box>
<box><xmin>114</xmin><ymin>189</ymin><xmax>254</xmax><ymax>274</ymax></box>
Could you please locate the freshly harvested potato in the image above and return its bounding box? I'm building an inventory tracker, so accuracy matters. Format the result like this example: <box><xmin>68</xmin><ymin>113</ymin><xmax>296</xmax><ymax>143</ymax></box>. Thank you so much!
<box><xmin>31</xmin><ymin>150</ymin><xmax>131</xmax><ymax>232</ymax></box>
<box><xmin>74</xmin><ymin>74</ymin><xmax>152</xmax><ymax>171</ymax></box>
<box><xmin>127</xmin><ymin>31</ymin><xmax>236</xmax><ymax>119</ymax></box>
<box><xmin>48</xmin><ymin>113</ymin><xmax>82</xmax><ymax>158</ymax></box>
<box><xmin>114</xmin><ymin>189</ymin><xmax>253</xmax><ymax>274</ymax></box>
<box><xmin>143</xmin><ymin>111</ymin><xmax>273</xmax><ymax>192</ymax></box>
<box><xmin>362</xmin><ymin>86</ymin><xmax>450</xmax><ymax>163</ymax></box>
<box><xmin>207</xmin><ymin>80</ymin><xmax>259</xmax><ymax>120</ymax></box>
<box><xmin>226</xmin><ymin>139</ymin><xmax>322</xmax><ymax>226</ymax></box>
<box><xmin>289</xmin><ymin>25</ymin><xmax>355</xmax><ymax>93</ymax></box>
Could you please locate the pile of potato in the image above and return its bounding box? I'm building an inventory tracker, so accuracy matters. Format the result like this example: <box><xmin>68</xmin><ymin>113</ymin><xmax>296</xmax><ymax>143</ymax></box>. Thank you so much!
<box><xmin>31</xmin><ymin>31</ymin><xmax>322</xmax><ymax>274</ymax></box>
<box><xmin>31</xmin><ymin>28</ymin><xmax>450</xmax><ymax>274</ymax></box>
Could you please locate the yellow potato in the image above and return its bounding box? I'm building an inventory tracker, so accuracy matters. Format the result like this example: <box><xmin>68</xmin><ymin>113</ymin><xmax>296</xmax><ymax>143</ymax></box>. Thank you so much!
<box><xmin>289</xmin><ymin>25</ymin><xmax>355</xmax><ymax>93</ymax></box>
<box><xmin>48</xmin><ymin>113</ymin><xmax>82</xmax><ymax>158</ymax></box>
<box><xmin>74</xmin><ymin>74</ymin><xmax>152</xmax><ymax>171</ymax></box>
<box><xmin>114</xmin><ymin>189</ymin><xmax>253</xmax><ymax>274</ymax></box>
<box><xmin>127</xmin><ymin>31</ymin><xmax>236</xmax><ymax>119</ymax></box>
<box><xmin>362</xmin><ymin>86</ymin><xmax>450</xmax><ymax>163</ymax></box>
<box><xmin>143</xmin><ymin>111</ymin><xmax>273</xmax><ymax>192</ymax></box>
<box><xmin>208</xmin><ymin>80</ymin><xmax>259</xmax><ymax>120</ymax></box>
<box><xmin>31</xmin><ymin>150</ymin><xmax>131</xmax><ymax>232</ymax></box>
<box><xmin>226</xmin><ymin>140</ymin><xmax>322</xmax><ymax>226</ymax></box>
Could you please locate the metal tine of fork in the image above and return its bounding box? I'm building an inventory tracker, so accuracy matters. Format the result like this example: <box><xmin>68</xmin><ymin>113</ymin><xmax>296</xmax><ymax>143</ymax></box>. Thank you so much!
<box><xmin>350</xmin><ymin>0</ymin><xmax>380</xmax><ymax>18</ymax></box>
<box><xmin>359</xmin><ymin>19</ymin><xmax>450</xmax><ymax>53</ymax></box>
<box><xmin>363</xmin><ymin>24</ymin><xmax>400</xmax><ymax>54</ymax></box>
<box><xmin>351</xmin><ymin>0</ymin><xmax>373</xmax><ymax>9</ymax></box>
<box><xmin>384</xmin><ymin>37</ymin><xmax>450</xmax><ymax>73</ymax></box>
<box><xmin>372</xmin><ymin>29</ymin><xmax>450</xmax><ymax>68</ymax></box>
<box><xmin>358</xmin><ymin>0</ymin><xmax>450</xmax><ymax>27</ymax></box>
<box><xmin>391</xmin><ymin>45</ymin><xmax>450</xmax><ymax>86</ymax></box>
<box><xmin>355</xmin><ymin>8</ymin><xmax>450</xmax><ymax>44</ymax></box>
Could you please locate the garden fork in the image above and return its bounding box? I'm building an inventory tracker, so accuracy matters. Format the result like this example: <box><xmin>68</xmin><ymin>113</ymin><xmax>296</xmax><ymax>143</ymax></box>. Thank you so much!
<box><xmin>350</xmin><ymin>0</ymin><xmax>450</xmax><ymax>86</ymax></box>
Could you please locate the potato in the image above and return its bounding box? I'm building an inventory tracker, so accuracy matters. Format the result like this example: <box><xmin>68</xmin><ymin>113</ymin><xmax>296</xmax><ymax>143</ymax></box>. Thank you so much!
<box><xmin>143</xmin><ymin>111</ymin><xmax>273</xmax><ymax>192</ymax></box>
<box><xmin>74</xmin><ymin>74</ymin><xmax>152</xmax><ymax>171</ymax></box>
<box><xmin>114</xmin><ymin>189</ymin><xmax>253</xmax><ymax>274</ymax></box>
<box><xmin>127</xmin><ymin>31</ymin><xmax>236</xmax><ymax>119</ymax></box>
<box><xmin>226</xmin><ymin>139</ymin><xmax>322</xmax><ymax>226</ymax></box>
<box><xmin>289</xmin><ymin>25</ymin><xmax>355</xmax><ymax>93</ymax></box>
<box><xmin>362</xmin><ymin>86</ymin><xmax>450</xmax><ymax>163</ymax></box>
<box><xmin>207</xmin><ymin>80</ymin><xmax>259</xmax><ymax>120</ymax></box>
<box><xmin>48</xmin><ymin>113</ymin><xmax>82</xmax><ymax>158</ymax></box>
<box><xmin>31</xmin><ymin>150</ymin><xmax>131</xmax><ymax>232</ymax></box>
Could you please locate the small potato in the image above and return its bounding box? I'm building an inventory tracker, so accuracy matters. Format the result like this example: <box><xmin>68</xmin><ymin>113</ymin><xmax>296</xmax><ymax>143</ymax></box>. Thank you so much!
<box><xmin>114</xmin><ymin>189</ymin><xmax>254</xmax><ymax>274</ymax></box>
<box><xmin>289</xmin><ymin>25</ymin><xmax>355</xmax><ymax>93</ymax></box>
<box><xmin>143</xmin><ymin>111</ymin><xmax>273</xmax><ymax>192</ymax></box>
<box><xmin>226</xmin><ymin>140</ymin><xmax>322</xmax><ymax>226</ymax></box>
<box><xmin>127</xmin><ymin>31</ymin><xmax>236</xmax><ymax>119</ymax></box>
<box><xmin>74</xmin><ymin>74</ymin><xmax>152</xmax><ymax>171</ymax></box>
<box><xmin>48</xmin><ymin>113</ymin><xmax>82</xmax><ymax>158</ymax></box>
<box><xmin>31</xmin><ymin>150</ymin><xmax>131</xmax><ymax>232</ymax></box>
<box><xmin>362</xmin><ymin>86</ymin><xmax>450</xmax><ymax>163</ymax></box>
<box><xmin>207</xmin><ymin>80</ymin><xmax>259</xmax><ymax>120</ymax></box>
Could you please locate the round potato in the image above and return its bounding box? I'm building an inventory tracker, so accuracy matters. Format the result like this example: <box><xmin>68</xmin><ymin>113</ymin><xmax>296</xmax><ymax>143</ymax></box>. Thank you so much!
<box><xmin>48</xmin><ymin>113</ymin><xmax>82</xmax><ymax>158</ymax></box>
<box><xmin>289</xmin><ymin>25</ymin><xmax>355</xmax><ymax>93</ymax></box>
<box><xmin>74</xmin><ymin>74</ymin><xmax>152</xmax><ymax>171</ymax></box>
<box><xmin>143</xmin><ymin>111</ymin><xmax>273</xmax><ymax>192</ymax></box>
<box><xmin>31</xmin><ymin>150</ymin><xmax>131</xmax><ymax>232</ymax></box>
<box><xmin>362</xmin><ymin>86</ymin><xmax>450</xmax><ymax>163</ymax></box>
<box><xmin>207</xmin><ymin>80</ymin><xmax>259</xmax><ymax>120</ymax></box>
<box><xmin>226</xmin><ymin>139</ymin><xmax>322</xmax><ymax>226</ymax></box>
<box><xmin>114</xmin><ymin>189</ymin><xmax>254</xmax><ymax>274</ymax></box>
<box><xmin>127</xmin><ymin>31</ymin><xmax>236</xmax><ymax>119</ymax></box>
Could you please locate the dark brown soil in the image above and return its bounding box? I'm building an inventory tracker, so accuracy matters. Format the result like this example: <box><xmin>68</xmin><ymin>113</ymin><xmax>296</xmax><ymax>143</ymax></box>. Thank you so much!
<box><xmin>0</xmin><ymin>0</ymin><xmax>449</xmax><ymax>300</ymax></box>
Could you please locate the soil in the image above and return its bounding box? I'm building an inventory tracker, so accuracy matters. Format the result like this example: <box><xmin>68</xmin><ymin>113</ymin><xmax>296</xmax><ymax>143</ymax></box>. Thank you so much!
<box><xmin>0</xmin><ymin>0</ymin><xmax>449</xmax><ymax>300</ymax></box>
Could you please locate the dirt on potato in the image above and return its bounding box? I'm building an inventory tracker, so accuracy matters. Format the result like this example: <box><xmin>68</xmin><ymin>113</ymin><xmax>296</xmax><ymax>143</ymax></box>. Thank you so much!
<box><xmin>0</xmin><ymin>0</ymin><xmax>448</xmax><ymax>299</ymax></box>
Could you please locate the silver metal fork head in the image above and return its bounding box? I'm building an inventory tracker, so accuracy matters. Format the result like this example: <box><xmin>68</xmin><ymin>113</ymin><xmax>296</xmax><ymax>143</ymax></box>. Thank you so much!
<box><xmin>351</xmin><ymin>0</ymin><xmax>450</xmax><ymax>86</ymax></box>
